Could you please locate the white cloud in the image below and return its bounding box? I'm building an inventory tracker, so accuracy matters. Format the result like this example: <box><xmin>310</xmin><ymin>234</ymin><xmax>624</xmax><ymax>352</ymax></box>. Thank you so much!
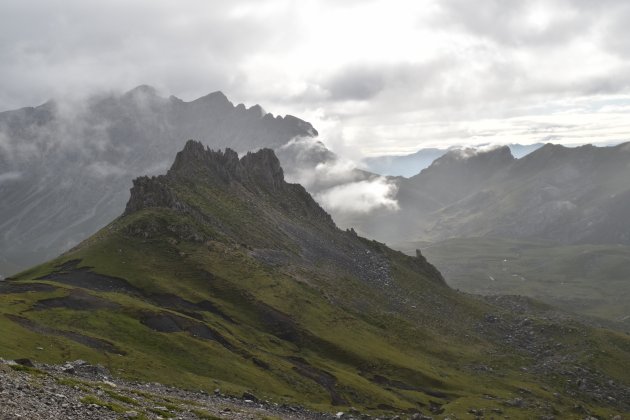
<box><xmin>277</xmin><ymin>136</ymin><xmax>400</xmax><ymax>215</ymax></box>
<box><xmin>2</xmin><ymin>0</ymin><xmax>630</xmax><ymax>158</ymax></box>
<box><xmin>315</xmin><ymin>178</ymin><xmax>399</xmax><ymax>214</ymax></box>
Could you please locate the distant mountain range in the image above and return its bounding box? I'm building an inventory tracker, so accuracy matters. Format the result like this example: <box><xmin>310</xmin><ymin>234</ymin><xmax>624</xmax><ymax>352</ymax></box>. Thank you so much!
<box><xmin>0</xmin><ymin>86</ymin><xmax>317</xmax><ymax>276</ymax></box>
<box><xmin>348</xmin><ymin>143</ymin><xmax>630</xmax><ymax>247</ymax></box>
<box><xmin>360</xmin><ymin>143</ymin><xmax>544</xmax><ymax>177</ymax></box>
<box><xmin>3</xmin><ymin>141</ymin><xmax>628</xmax><ymax>415</ymax></box>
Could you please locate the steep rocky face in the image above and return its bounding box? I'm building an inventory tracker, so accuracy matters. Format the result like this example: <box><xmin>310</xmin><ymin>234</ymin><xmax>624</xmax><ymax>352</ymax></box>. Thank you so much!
<box><xmin>168</xmin><ymin>141</ymin><xmax>286</xmax><ymax>192</ymax></box>
<box><xmin>123</xmin><ymin>141</ymin><xmax>349</xmax><ymax>251</ymax></box>
<box><xmin>0</xmin><ymin>87</ymin><xmax>317</xmax><ymax>276</ymax></box>
<box><xmin>125</xmin><ymin>142</ymin><xmax>290</xmax><ymax>216</ymax></box>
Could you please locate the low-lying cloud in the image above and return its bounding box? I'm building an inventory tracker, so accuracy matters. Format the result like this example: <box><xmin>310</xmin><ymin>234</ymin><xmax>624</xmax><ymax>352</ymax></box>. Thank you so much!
<box><xmin>315</xmin><ymin>178</ymin><xmax>399</xmax><ymax>214</ymax></box>
<box><xmin>277</xmin><ymin>137</ymin><xmax>399</xmax><ymax>215</ymax></box>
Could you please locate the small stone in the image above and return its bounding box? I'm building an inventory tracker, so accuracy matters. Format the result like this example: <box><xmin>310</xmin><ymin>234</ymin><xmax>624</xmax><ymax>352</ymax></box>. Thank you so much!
<box><xmin>242</xmin><ymin>391</ymin><xmax>259</xmax><ymax>402</ymax></box>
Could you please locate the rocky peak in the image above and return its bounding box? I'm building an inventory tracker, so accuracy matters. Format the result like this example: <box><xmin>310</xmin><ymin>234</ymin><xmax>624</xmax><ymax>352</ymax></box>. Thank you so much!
<box><xmin>191</xmin><ymin>91</ymin><xmax>233</xmax><ymax>108</ymax></box>
<box><xmin>123</xmin><ymin>140</ymin><xmax>335</xmax><ymax>232</ymax></box>
<box><xmin>124</xmin><ymin>175</ymin><xmax>188</xmax><ymax>215</ymax></box>
<box><xmin>240</xmin><ymin>148</ymin><xmax>285</xmax><ymax>190</ymax></box>
<box><xmin>169</xmin><ymin>140</ymin><xmax>285</xmax><ymax>191</ymax></box>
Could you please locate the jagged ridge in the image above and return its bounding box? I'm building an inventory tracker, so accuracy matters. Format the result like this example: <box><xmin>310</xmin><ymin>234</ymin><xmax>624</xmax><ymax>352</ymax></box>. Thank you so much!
<box><xmin>125</xmin><ymin>140</ymin><xmax>335</xmax><ymax>230</ymax></box>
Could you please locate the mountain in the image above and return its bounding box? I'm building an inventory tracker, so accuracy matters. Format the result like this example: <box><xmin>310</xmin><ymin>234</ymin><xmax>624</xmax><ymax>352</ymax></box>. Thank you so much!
<box><xmin>341</xmin><ymin>146</ymin><xmax>517</xmax><ymax>245</ymax></box>
<box><xmin>361</xmin><ymin>148</ymin><xmax>447</xmax><ymax>177</ymax></box>
<box><xmin>360</xmin><ymin>144</ymin><xmax>543</xmax><ymax>178</ymax></box>
<box><xmin>508</xmin><ymin>143</ymin><xmax>544</xmax><ymax>158</ymax></box>
<box><xmin>423</xmin><ymin>143</ymin><xmax>630</xmax><ymax>244</ymax></box>
<box><xmin>350</xmin><ymin>143</ymin><xmax>630</xmax><ymax>246</ymax></box>
<box><xmin>344</xmin><ymin>143</ymin><xmax>630</xmax><ymax>328</ymax></box>
<box><xmin>0</xmin><ymin>86</ymin><xmax>317</xmax><ymax>277</ymax></box>
<box><xmin>1</xmin><ymin>141</ymin><xmax>629</xmax><ymax>417</ymax></box>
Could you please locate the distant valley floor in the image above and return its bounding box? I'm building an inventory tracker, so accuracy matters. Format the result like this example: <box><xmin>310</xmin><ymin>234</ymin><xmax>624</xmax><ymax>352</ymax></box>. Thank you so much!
<box><xmin>396</xmin><ymin>237</ymin><xmax>630</xmax><ymax>331</ymax></box>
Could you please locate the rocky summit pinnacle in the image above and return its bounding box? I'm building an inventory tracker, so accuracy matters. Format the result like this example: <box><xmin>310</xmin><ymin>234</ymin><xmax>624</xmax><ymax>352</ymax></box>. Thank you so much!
<box><xmin>168</xmin><ymin>140</ymin><xmax>285</xmax><ymax>190</ymax></box>
<box><xmin>124</xmin><ymin>140</ymin><xmax>334</xmax><ymax>230</ymax></box>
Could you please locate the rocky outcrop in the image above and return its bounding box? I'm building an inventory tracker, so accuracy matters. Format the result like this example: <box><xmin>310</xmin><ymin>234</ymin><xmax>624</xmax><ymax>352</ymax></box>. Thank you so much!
<box><xmin>124</xmin><ymin>141</ymin><xmax>336</xmax><ymax>232</ymax></box>
<box><xmin>168</xmin><ymin>140</ymin><xmax>285</xmax><ymax>192</ymax></box>
<box><xmin>124</xmin><ymin>176</ymin><xmax>188</xmax><ymax>215</ymax></box>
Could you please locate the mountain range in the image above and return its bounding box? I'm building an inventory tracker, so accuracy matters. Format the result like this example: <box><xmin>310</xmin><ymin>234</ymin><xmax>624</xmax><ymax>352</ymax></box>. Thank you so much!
<box><xmin>348</xmin><ymin>143</ymin><xmax>630</xmax><ymax>247</ymax></box>
<box><xmin>2</xmin><ymin>87</ymin><xmax>630</xmax><ymax>337</ymax></box>
<box><xmin>360</xmin><ymin>143</ymin><xmax>544</xmax><ymax>177</ymax></box>
<box><xmin>2</xmin><ymin>141</ymin><xmax>629</xmax><ymax>417</ymax></box>
<box><xmin>0</xmin><ymin>86</ymin><xmax>317</xmax><ymax>277</ymax></box>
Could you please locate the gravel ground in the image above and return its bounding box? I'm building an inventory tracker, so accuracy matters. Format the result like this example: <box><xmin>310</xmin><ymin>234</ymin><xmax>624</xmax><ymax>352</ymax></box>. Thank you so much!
<box><xmin>0</xmin><ymin>358</ymin><xmax>336</xmax><ymax>420</ymax></box>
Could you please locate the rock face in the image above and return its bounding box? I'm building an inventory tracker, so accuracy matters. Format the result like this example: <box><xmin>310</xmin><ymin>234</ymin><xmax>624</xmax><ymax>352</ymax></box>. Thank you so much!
<box><xmin>123</xmin><ymin>141</ymin><xmax>344</xmax><ymax>244</ymax></box>
<box><xmin>124</xmin><ymin>142</ymin><xmax>294</xmax><ymax>217</ymax></box>
<box><xmin>0</xmin><ymin>87</ymin><xmax>317</xmax><ymax>276</ymax></box>
<box><xmin>168</xmin><ymin>141</ymin><xmax>286</xmax><ymax>191</ymax></box>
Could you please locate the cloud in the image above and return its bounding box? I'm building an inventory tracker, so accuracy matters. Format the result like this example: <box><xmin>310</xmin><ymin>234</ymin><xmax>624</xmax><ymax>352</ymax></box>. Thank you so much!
<box><xmin>0</xmin><ymin>171</ymin><xmax>22</xmax><ymax>184</ymax></box>
<box><xmin>447</xmin><ymin>144</ymin><xmax>506</xmax><ymax>160</ymax></box>
<box><xmin>436</xmin><ymin>0</ymin><xmax>593</xmax><ymax>47</ymax></box>
<box><xmin>325</xmin><ymin>66</ymin><xmax>387</xmax><ymax>101</ymax></box>
<box><xmin>277</xmin><ymin>136</ymin><xmax>400</xmax><ymax>214</ymax></box>
<box><xmin>2</xmin><ymin>0</ymin><xmax>630</xmax><ymax>157</ymax></box>
<box><xmin>277</xmin><ymin>137</ymin><xmax>361</xmax><ymax>192</ymax></box>
<box><xmin>315</xmin><ymin>178</ymin><xmax>399</xmax><ymax>214</ymax></box>
<box><xmin>85</xmin><ymin>162</ymin><xmax>127</xmax><ymax>178</ymax></box>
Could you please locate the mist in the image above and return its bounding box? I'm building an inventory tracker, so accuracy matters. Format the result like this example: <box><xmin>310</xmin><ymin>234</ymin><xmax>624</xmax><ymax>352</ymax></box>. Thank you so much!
<box><xmin>277</xmin><ymin>136</ymin><xmax>400</xmax><ymax>215</ymax></box>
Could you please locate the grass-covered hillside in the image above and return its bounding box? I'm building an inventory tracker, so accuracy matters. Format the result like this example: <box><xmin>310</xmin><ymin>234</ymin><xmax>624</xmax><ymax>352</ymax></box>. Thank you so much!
<box><xmin>2</xmin><ymin>141</ymin><xmax>629</xmax><ymax>418</ymax></box>
<box><xmin>398</xmin><ymin>237</ymin><xmax>630</xmax><ymax>331</ymax></box>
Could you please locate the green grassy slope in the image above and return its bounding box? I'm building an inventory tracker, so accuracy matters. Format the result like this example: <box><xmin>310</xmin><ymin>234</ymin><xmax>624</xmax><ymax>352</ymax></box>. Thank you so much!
<box><xmin>397</xmin><ymin>237</ymin><xmax>630</xmax><ymax>330</ymax></box>
<box><xmin>2</xmin><ymin>142</ymin><xmax>629</xmax><ymax>417</ymax></box>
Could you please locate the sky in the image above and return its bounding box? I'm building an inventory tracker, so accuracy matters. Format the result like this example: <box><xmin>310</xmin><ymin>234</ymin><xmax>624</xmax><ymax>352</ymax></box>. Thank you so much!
<box><xmin>2</xmin><ymin>0</ymin><xmax>630</xmax><ymax>158</ymax></box>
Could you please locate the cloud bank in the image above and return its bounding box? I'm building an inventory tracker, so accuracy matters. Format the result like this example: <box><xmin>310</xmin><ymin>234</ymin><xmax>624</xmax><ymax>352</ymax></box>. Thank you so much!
<box><xmin>2</xmin><ymin>0</ymin><xmax>630</xmax><ymax>157</ymax></box>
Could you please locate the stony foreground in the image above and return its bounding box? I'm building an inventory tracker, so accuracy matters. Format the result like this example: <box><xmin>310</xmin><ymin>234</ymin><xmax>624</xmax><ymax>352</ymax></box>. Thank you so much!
<box><xmin>0</xmin><ymin>358</ymin><xmax>335</xmax><ymax>420</ymax></box>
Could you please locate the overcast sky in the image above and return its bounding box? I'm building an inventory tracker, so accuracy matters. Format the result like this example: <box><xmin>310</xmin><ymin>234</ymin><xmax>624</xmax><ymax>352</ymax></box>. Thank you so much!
<box><xmin>2</xmin><ymin>0</ymin><xmax>630</xmax><ymax>157</ymax></box>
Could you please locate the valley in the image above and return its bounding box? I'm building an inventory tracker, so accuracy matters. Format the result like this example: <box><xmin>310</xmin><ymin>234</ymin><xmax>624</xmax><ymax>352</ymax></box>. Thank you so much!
<box><xmin>397</xmin><ymin>237</ymin><xmax>630</xmax><ymax>331</ymax></box>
